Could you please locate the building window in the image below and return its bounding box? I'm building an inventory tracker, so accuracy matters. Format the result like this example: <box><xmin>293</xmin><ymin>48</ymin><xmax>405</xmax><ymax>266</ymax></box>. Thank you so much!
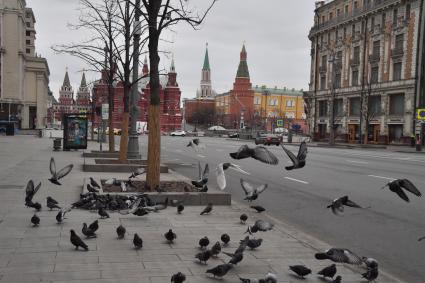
<box><xmin>26</xmin><ymin>40</ymin><xmax>30</xmax><ymax>45</ymax></box>
<box><xmin>337</xmin><ymin>9</ymin><xmax>341</xmax><ymax>17</ymax></box>
<box><xmin>286</xmin><ymin>100</ymin><xmax>295</xmax><ymax>107</ymax></box>
<box><xmin>372</xmin><ymin>40</ymin><xmax>380</xmax><ymax>57</ymax></box>
<box><xmin>320</xmin><ymin>75</ymin><xmax>327</xmax><ymax>90</ymax></box>
<box><xmin>368</xmin><ymin>96</ymin><xmax>382</xmax><ymax>116</ymax></box>
<box><xmin>335</xmin><ymin>99</ymin><xmax>344</xmax><ymax>116</ymax></box>
<box><xmin>318</xmin><ymin>100</ymin><xmax>328</xmax><ymax>117</ymax></box>
<box><xmin>354</xmin><ymin>1</ymin><xmax>358</xmax><ymax>10</ymax></box>
<box><xmin>285</xmin><ymin>112</ymin><xmax>295</xmax><ymax>119</ymax></box>
<box><xmin>395</xmin><ymin>34</ymin><xmax>404</xmax><ymax>50</ymax></box>
<box><xmin>268</xmin><ymin>99</ymin><xmax>277</xmax><ymax>106</ymax></box>
<box><xmin>345</xmin><ymin>5</ymin><xmax>349</xmax><ymax>15</ymax></box>
<box><xmin>254</xmin><ymin>97</ymin><xmax>261</xmax><ymax>105</ymax></box>
<box><xmin>389</xmin><ymin>93</ymin><xmax>404</xmax><ymax>115</ymax></box>
<box><xmin>349</xmin><ymin>97</ymin><xmax>361</xmax><ymax>116</ymax></box>
<box><xmin>26</xmin><ymin>31</ymin><xmax>30</xmax><ymax>36</ymax></box>
<box><xmin>353</xmin><ymin>46</ymin><xmax>360</xmax><ymax>64</ymax></box>
<box><xmin>334</xmin><ymin>73</ymin><xmax>342</xmax><ymax>88</ymax></box>
<box><xmin>329</xmin><ymin>12</ymin><xmax>333</xmax><ymax>20</ymax></box>
<box><xmin>352</xmin><ymin>70</ymin><xmax>359</xmax><ymax>86</ymax></box>
<box><xmin>393</xmin><ymin>8</ymin><xmax>398</xmax><ymax>25</ymax></box>
<box><xmin>26</xmin><ymin>49</ymin><xmax>30</xmax><ymax>54</ymax></box>
<box><xmin>406</xmin><ymin>4</ymin><xmax>411</xmax><ymax>20</ymax></box>
<box><xmin>393</xmin><ymin>62</ymin><xmax>402</xmax><ymax>81</ymax></box>
<box><xmin>352</xmin><ymin>24</ymin><xmax>356</xmax><ymax>35</ymax></box>
<box><xmin>343</xmin><ymin>27</ymin><xmax>347</xmax><ymax>38</ymax></box>
<box><xmin>321</xmin><ymin>55</ymin><xmax>327</xmax><ymax>67</ymax></box>
<box><xmin>371</xmin><ymin>66</ymin><xmax>379</xmax><ymax>83</ymax></box>
<box><xmin>26</xmin><ymin>22</ymin><xmax>30</xmax><ymax>28</ymax></box>
<box><xmin>371</xmin><ymin>16</ymin><xmax>375</xmax><ymax>32</ymax></box>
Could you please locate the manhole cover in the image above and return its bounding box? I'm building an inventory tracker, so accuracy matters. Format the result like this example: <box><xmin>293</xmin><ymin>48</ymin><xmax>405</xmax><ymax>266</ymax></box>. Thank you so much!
<box><xmin>0</xmin><ymin>185</ymin><xmax>24</xmax><ymax>190</ymax></box>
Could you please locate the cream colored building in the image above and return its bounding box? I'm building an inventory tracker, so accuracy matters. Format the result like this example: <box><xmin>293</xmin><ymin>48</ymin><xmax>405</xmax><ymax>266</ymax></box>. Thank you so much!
<box><xmin>0</xmin><ymin>0</ymin><xmax>50</xmax><ymax>129</ymax></box>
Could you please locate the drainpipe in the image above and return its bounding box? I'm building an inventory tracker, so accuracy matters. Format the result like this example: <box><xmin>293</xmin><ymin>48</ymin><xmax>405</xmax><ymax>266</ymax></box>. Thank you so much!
<box><xmin>359</xmin><ymin>16</ymin><xmax>369</xmax><ymax>144</ymax></box>
<box><xmin>413</xmin><ymin>0</ymin><xmax>425</xmax><ymax>138</ymax></box>
<box><xmin>313</xmin><ymin>10</ymin><xmax>320</xmax><ymax>140</ymax></box>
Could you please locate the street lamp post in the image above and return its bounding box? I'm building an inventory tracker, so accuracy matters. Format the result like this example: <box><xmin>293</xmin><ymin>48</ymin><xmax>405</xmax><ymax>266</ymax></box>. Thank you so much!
<box><xmin>328</xmin><ymin>53</ymin><xmax>337</xmax><ymax>146</ymax></box>
<box><xmin>127</xmin><ymin>0</ymin><xmax>141</xmax><ymax>159</ymax></box>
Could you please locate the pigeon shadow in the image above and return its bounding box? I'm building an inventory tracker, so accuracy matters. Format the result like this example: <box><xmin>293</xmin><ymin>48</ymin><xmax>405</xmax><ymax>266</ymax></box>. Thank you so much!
<box><xmin>317</xmin><ymin>277</ymin><xmax>332</xmax><ymax>282</ymax></box>
<box><xmin>288</xmin><ymin>273</ymin><xmax>307</xmax><ymax>280</ymax></box>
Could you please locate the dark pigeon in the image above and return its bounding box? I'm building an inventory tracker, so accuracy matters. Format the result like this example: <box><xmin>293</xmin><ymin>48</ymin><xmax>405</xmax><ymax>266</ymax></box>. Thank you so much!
<box><xmin>250</xmin><ymin>205</ymin><xmax>266</xmax><ymax>213</ymax></box>
<box><xmin>383</xmin><ymin>178</ymin><xmax>421</xmax><ymax>202</ymax></box>
<box><xmin>86</xmin><ymin>184</ymin><xmax>99</xmax><ymax>193</ymax></box>
<box><xmin>70</xmin><ymin>229</ymin><xmax>88</xmax><ymax>251</ymax></box>
<box><xmin>230</xmin><ymin>145</ymin><xmax>279</xmax><ymax>165</ymax></box>
<box><xmin>133</xmin><ymin>233</ymin><xmax>143</xmax><ymax>249</ymax></box>
<box><xmin>177</xmin><ymin>204</ymin><xmax>184</xmax><ymax>214</ymax></box>
<box><xmin>88</xmin><ymin>220</ymin><xmax>99</xmax><ymax>233</ymax></box>
<box><xmin>244</xmin><ymin>237</ymin><xmax>263</xmax><ymax>250</ymax></box>
<box><xmin>116</xmin><ymin>224</ymin><xmax>126</xmax><ymax>239</ymax></box>
<box><xmin>206</xmin><ymin>263</ymin><xmax>233</xmax><ymax>278</ymax></box>
<box><xmin>164</xmin><ymin>229</ymin><xmax>177</xmax><ymax>243</ymax></box>
<box><xmin>200</xmin><ymin>203</ymin><xmax>213</xmax><ymax>215</ymax></box>
<box><xmin>26</xmin><ymin>200</ymin><xmax>42</xmax><ymax>211</ymax></box>
<box><xmin>171</xmin><ymin>272</ymin><xmax>186</xmax><ymax>283</ymax></box>
<box><xmin>192</xmin><ymin>162</ymin><xmax>209</xmax><ymax>188</ymax></box>
<box><xmin>31</xmin><ymin>214</ymin><xmax>40</xmax><ymax>226</ymax></box>
<box><xmin>281</xmin><ymin>141</ymin><xmax>307</xmax><ymax>170</ymax></box>
<box><xmin>221</xmin><ymin>233</ymin><xmax>230</xmax><ymax>246</ymax></box>
<box><xmin>82</xmin><ymin>223</ymin><xmax>97</xmax><ymax>238</ymax></box>
<box><xmin>223</xmin><ymin>251</ymin><xmax>244</xmax><ymax>265</ymax></box>
<box><xmin>333</xmin><ymin>275</ymin><xmax>342</xmax><ymax>283</ymax></box>
<box><xmin>25</xmin><ymin>180</ymin><xmax>41</xmax><ymax>204</ymax></box>
<box><xmin>48</xmin><ymin>157</ymin><xmax>73</xmax><ymax>185</ymax></box>
<box><xmin>289</xmin><ymin>265</ymin><xmax>311</xmax><ymax>278</ymax></box>
<box><xmin>98</xmin><ymin>207</ymin><xmax>110</xmax><ymax>219</ymax></box>
<box><xmin>210</xmin><ymin>241</ymin><xmax>221</xmax><ymax>257</ymax></box>
<box><xmin>318</xmin><ymin>264</ymin><xmax>337</xmax><ymax>279</ymax></box>
<box><xmin>362</xmin><ymin>266</ymin><xmax>378</xmax><ymax>282</ymax></box>
<box><xmin>327</xmin><ymin>195</ymin><xmax>365</xmax><ymax>215</ymax></box>
<box><xmin>199</xmin><ymin>236</ymin><xmax>210</xmax><ymax>249</ymax></box>
<box><xmin>89</xmin><ymin>177</ymin><xmax>101</xmax><ymax>188</ymax></box>
<box><xmin>195</xmin><ymin>249</ymin><xmax>212</xmax><ymax>265</ymax></box>
<box><xmin>240</xmin><ymin>213</ymin><xmax>248</xmax><ymax>224</ymax></box>
<box><xmin>47</xmin><ymin>196</ymin><xmax>61</xmax><ymax>210</ymax></box>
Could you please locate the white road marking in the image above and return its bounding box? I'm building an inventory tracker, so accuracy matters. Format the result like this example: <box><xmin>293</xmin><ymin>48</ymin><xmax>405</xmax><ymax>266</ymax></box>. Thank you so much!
<box><xmin>168</xmin><ymin>158</ymin><xmax>180</xmax><ymax>161</ymax></box>
<box><xmin>368</xmin><ymin>175</ymin><xmax>395</xmax><ymax>180</ymax></box>
<box><xmin>346</xmin><ymin>160</ymin><xmax>369</xmax><ymax>164</ymax></box>
<box><xmin>175</xmin><ymin>149</ymin><xmax>182</xmax><ymax>153</ymax></box>
<box><xmin>284</xmin><ymin>177</ymin><xmax>309</xmax><ymax>184</ymax></box>
<box><xmin>197</xmin><ymin>154</ymin><xmax>206</xmax><ymax>158</ymax></box>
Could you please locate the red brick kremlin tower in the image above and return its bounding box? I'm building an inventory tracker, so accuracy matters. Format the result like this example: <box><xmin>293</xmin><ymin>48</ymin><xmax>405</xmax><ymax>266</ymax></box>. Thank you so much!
<box><xmin>229</xmin><ymin>44</ymin><xmax>254</xmax><ymax>129</ymax></box>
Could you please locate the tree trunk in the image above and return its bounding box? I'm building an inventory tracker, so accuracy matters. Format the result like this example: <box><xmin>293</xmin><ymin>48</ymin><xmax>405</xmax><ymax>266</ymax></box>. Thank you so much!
<box><xmin>118</xmin><ymin>112</ymin><xmax>129</xmax><ymax>161</ymax></box>
<box><xmin>108</xmin><ymin>88</ymin><xmax>115</xmax><ymax>152</ymax></box>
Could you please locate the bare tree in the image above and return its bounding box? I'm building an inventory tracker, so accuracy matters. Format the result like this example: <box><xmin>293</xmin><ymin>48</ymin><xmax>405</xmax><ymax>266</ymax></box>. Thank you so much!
<box><xmin>362</xmin><ymin>81</ymin><xmax>377</xmax><ymax>144</ymax></box>
<box><xmin>53</xmin><ymin>0</ymin><xmax>149</xmax><ymax>160</ymax></box>
<box><xmin>137</xmin><ymin>0</ymin><xmax>217</xmax><ymax>189</ymax></box>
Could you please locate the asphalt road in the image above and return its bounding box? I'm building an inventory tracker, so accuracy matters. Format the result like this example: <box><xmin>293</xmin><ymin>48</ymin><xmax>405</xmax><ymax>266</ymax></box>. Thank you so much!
<box><xmin>137</xmin><ymin>136</ymin><xmax>425</xmax><ymax>283</ymax></box>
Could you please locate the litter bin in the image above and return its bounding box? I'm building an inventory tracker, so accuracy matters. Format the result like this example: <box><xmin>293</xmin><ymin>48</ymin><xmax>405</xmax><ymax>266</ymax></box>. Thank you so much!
<box><xmin>38</xmin><ymin>129</ymin><xmax>43</xmax><ymax>138</ymax></box>
<box><xmin>53</xmin><ymin>138</ymin><xmax>62</xmax><ymax>151</ymax></box>
<box><xmin>5</xmin><ymin>123</ymin><xmax>14</xmax><ymax>136</ymax></box>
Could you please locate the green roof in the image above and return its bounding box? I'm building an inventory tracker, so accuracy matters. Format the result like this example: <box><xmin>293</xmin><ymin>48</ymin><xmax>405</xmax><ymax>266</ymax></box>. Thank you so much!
<box><xmin>252</xmin><ymin>86</ymin><xmax>304</xmax><ymax>96</ymax></box>
<box><xmin>203</xmin><ymin>46</ymin><xmax>210</xmax><ymax>70</ymax></box>
<box><xmin>63</xmin><ymin>70</ymin><xmax>71</xmax><ymax>88</ymax></box>
<box><xmin>236</xmin><ymin>61</ymin><xmax>250</xmax><ymax>78</ymax></box>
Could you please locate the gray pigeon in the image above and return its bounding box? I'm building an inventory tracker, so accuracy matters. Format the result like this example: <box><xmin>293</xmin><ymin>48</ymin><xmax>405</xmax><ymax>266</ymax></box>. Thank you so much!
<box><xmin>82</xmin><ymin>223</ymin><xmax>97</xmax><ymax>238</ymax></box>
<box><xmin>200</xmin><ymin>203</ymin><xmax>213</xmax><ymax>215</ymax></box>
<box><xmin>47</xmin><ymin>196</ymin><xmax>61</xmax><ymax>210</ymax></box>
<box><xmin>247</xmin><ymin>220</ymin><xmax>274</xmax><ymax>234</ymax></box>
<box><xmin>223</xmin><ymin>251</ymin><xmax>244</xmax><ymax>265</ymax></box>
<box><xmin>289</xmin><ymin>265</ymin><xmax>311</xmax><ymax>278</ymax></box>
<box><xmin>206</xmin><ymin>263</ymin><xmax>233</xmax><ymax>278</ymax></box>
<box><xmin>240</xmin><ymin>179</ymin><xmax>268</xmax><ymax>201</ymax></box>
<box><xmin>70</xmin><ymin>229</ymin><xmax>88</xmax><ymax>251</ymax></box>
<box><xmin>210</xmin><ymin>241</ymin><xmax>222</xmax><ymax>257</ymax></box>
<box><xmin>315</xmin><ymin>248</ymin><xmax>363</xmax><ymax>265</ymax></box>
<box><xmin>31</xmin><ymin>214</ymin><xmax>40</xmax><ymax>226</ymax></box>
<box><xmin>195</xmin><ymin>249</ymin><xmax>212</xmax><ymax>265</ymax></box>
<box><xmin>98</xmin><ymin>207</ymin><xmax>110</xmax><ymax>219</ymax></box>
<box><xmin>230</xmin><ymin>145</ymin><xmax>279</xmax><ymax>165</ymax></box>
<box><xmin>116</xmin><ymin>224</ymin><xmax>126</xmax><ymax>239</ymax></box>
<box><xmin>250</xmin><ymin>205</ymin><xmax>266</xmax><ymax>213</ymax></box>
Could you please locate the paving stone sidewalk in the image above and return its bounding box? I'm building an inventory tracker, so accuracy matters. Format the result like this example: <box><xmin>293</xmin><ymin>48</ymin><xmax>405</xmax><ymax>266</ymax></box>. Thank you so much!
<box><xmin>0</xmin><ymin>136</ymin><xmax>403</xmax><ymax>282</ymax></box>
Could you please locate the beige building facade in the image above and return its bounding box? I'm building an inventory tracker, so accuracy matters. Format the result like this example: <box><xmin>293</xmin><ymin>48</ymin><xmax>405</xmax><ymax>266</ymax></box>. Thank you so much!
<box><xmin>0</xmin><ymin>0</ymin><xmax>50</xmax><ymax>129</ymax></box>
<box><xmin>305</xmin><ymin>0</ymin><xmax>425</xmax><ymax>144</ymax></box>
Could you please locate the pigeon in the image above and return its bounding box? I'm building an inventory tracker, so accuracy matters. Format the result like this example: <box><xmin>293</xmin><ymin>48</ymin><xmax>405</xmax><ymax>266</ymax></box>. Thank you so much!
<box><xmin>206</xmin><ymin>263</ymin><xmax>233</xmax><ymax>278</ymax></box>
<box><xmin>327</xmin><ymin>195</ymin><xmax>364</xmax><ymax>215</ymax></box>
<box><xmin>25</xmin><ymin>180</ymin><xmax>41</xmax><ymax>204</ymax></box>
<box><xmin>243</xmin><ymin>237</ymin><xmax>263</xmax><ymax>250</ymax></box>
<box><xmin>246</xmin><ymin>220</ymin><xmax>274</xmax><ymax>234</ymax></box>
<box><xmin>116</xmin><ymin>224</ymin><xmax>126</xmax><ymax>239</ymax></box>
<box><xmin>281</xmin><ymin>141</ymin><xmax>307</xmax><ymax>170</ymax></box>
<box><xmin>164</xmin><ymin>229</ymin><xmax>177</xmax><ymax>243</ymax></box>
<box><xmin>221</xmin><ymin>233</ymin><xmax>230</xmax><ymax>246</ymax></box>
<box><xmin>177</xmin><ymin>204</ymin><xmax>184</xmax><ymax>214</ymax></box>
<box><xmin>318</xmin><ymin>264</ymin><xmax>337</xmax><ymax>279</ymax></box>
<box><xmin>315</xmin><ymin>248</ymin><xmax>363</xmax><ymax>265</ymax></box>
<box><xmin>216</xmin><ymin>163</ymin><xmax>250</xmax><ymax>190</ymax></box>
<box><xmin>31</xmin><ymin>214</ymin><xmax>40</xmax><ymax>226</ymax></box>
<box><xmin>133</xmin><ymin>233</ymin><xmax>143</xmax><ymax>249</ymax></box>
<box><xmin>86</xmin><ymin>184</ymin><xmax>99</xmax><ymax>193</ymax></box>
<box><xmin>88</xmin><ymin>220</ymin><xmax>99</xmax><ymax>233</ymax></box>
<box><xmin>120</xmin><ymin>181</ymin><xmax>128</xmax><ymax>192</ymax></box>
<box><xmin>240</xmin><ymin>179</ymin><xmax>268</xmax><ymax>201</ymax></box>
<box><xmin>289</xmin><ymin>265</ymin><xmax>311</xmax><ymax>278</ymax></box>
<box><xmin>192</xmin><ymin>162</ymin><xmax>209</xmax><ymax>188</ymax></box>
<box><xmin>56</xmin><ymin>206</ymin><xmax>72</xmax><ymax>223</ymax></box>
<box><xmin>240</xmin><ymin>213</ymin><xmax>248</xmax><ymax>224</ymax></box>
<box><xmin>89</xmin><ymin>177</ymin><xmax>100</xmax><ymax>188</ymax></box>
<box><xmin>118</xmin><ymin>198</ymin><xmax>143</xmax><ymax>215</ymax></box>
<box><xmin>46</xmin><ymin>196</ymin><xmax>61</xmax><ymax>210</ymax></box>
<box><xmin>26</xmin><ymin>200</ymin><xmax>42</xmax><ymax>211</ymax></box>
<box><xmin>362</xmin><ymin>257</ymin><xmax>379</xmax><ymax>270</ymax></box>
<box><xmin>198</xmin><ymin>185</ymin><xmax>208</xmax><ymax>192</ymax></box>
<box><xmin>104</xmin><ymin>178</ymin><xmax>118</xmax><ymax>185</ymax></box>
<box><xmin>48</xmin><ymin>157</ymin><xmax>73</xmax><ymax>185</ymax></box>
<box><xmin>82</xmin><ymin>223</ymin><xmax>97</xmax><ymax>238</ymax></box>
<box><xmin>129</xmin><ymin>167</ymin><xmax>145</xmax><ymax>179</ymax></box>
<box><xmin>333</xmin><ymin>275</ymin><xmax>342</xmax><ymax>283</ymax></box>
<box><xmin>187</xmin><ymin>138</ymin><xmax>205</xmax><ymax>151</ymax></box>
<box><xmin>200</xmin><ymin>203</ymin><xmax>213</xmax><ymax>215</ymax></box>
<box><xmin>383</xmin><ymin>178</ymin><xmax>421</xmax><ymax>202</ymax></box>
<box><xmin>362</xmin><ymin>266</ymin><xmax>379</xmax><ymax>282</ymax></box>
<box><xmin>210</xmin><ymin>241</ymin><xmax>222</xmax><ymax>257</ymax></box>
<box><xmin>70</xmin><ymin>229</ymin><xmax>88</xmax><ymax>251</ymax></box>
<box><xmin>230</xmin><ymin>145</ymin><xmax>279</xmax><ymax>165</ymax></box>
<box><xmin>250</xmin><ymin>205</ymin><xmax>266</xmax><ymax>213</ymax></box>
<box><xmin>199</xmin><ymin>236</ymin><xmax>210</xmax><ymax>249</ymax></box>
<box><xmin>171</xmin><ymin>272</ymin><xmax>186</xmax><ymax>283</ymax></box>
<box><xmin>239</xmin><ymin>273</ymin><xmax>277</xmax><ymax>283</ymax></box>
<box><xmin>98</xmin><ymin>207</ymin><xmax>110</xmax><ymax>219</ymax></box>
<box><xmin>195</xmin><ymin>249</ymin><xmax>212</xmax><ymax>264</ymax></box>
<box><xmin>132</xmin><ymin>208</ymin><xmax>149</xmax><ymax>216</ymax></box>
<box><xmin>223</xmin><ymin>251</ymin><xmax>244</xmax><ymax>265</ymax></box>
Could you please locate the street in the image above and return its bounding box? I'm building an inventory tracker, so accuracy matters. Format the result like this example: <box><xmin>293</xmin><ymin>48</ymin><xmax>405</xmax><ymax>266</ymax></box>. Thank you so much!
<box><xmin>139</xmin><ymin>136</ymin><xmax>425</xmax><ymax>283</ymax></box>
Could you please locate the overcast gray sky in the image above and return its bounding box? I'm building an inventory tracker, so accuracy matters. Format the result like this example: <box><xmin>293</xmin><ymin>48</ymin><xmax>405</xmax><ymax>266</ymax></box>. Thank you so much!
<box><xmin>29</xmin><ymin>0</ymin><xmax>315</xmax><ymax>99</ymax></box>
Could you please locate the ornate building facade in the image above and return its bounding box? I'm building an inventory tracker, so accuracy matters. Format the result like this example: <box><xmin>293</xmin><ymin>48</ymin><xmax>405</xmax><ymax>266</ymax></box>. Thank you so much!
<box><xmin>305</xmin><ymin>0</ymin><xmax>425</xmax><ymax>144</ymax></box>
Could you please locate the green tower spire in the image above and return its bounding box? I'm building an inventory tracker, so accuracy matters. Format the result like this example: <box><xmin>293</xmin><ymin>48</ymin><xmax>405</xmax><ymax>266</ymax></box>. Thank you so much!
<box><xmin>236</xmin><ymin>43</ymin><xmax>249</xmax><ymax>78</ymax></box>
<box><xmin>203</xmin><ymin>42</ymin><xmax>210</xmax><ymax>70</ymax></box>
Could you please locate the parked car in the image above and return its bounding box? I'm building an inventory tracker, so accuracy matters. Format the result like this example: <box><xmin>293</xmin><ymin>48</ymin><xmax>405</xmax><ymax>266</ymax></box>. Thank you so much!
<box><xmin>255</xmin><ymin>132</ymin><xmax>282</xmax><ymax>146</ymax></box>
<box><xmin>228</xmin><ymin>132</ymin><xmax>239</xmax><ymax>138</ymax></box>
<box><xmin>170</xmin><ymin>130</ymin><xmax>186</xmax><ymax>136</ymax></box>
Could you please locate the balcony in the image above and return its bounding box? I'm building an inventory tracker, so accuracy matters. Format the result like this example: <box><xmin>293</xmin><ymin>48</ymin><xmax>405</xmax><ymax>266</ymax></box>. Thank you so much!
<box><xmin>350</xmin><ymin>57</ymin><xmax>360</xmax><ymax>66</ymax></box>
<box><xmin>391</xmin><ymin>47</ymin><xmax>404</xmax><ymax>58</ymax></box>
<box><xmin>319</xmin><ymin>65</ymin><xmax>327</xmax><ymax>73</ymax></box>
<box><xmin>369</xmin><ymin>53</ymin><xmax>380</xmax><ymax>63</ymax></box>
<box><xmin>334</xmin><ymin>60</ymin><xmax>342</xmax><ymax>70</ymax></box>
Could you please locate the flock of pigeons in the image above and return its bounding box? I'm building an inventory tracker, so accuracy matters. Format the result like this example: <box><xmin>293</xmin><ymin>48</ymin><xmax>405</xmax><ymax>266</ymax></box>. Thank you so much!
<box><xmin>22</xmin><ymin>139</ymin><xmax>422</xmax><ymax>282</ymax></box>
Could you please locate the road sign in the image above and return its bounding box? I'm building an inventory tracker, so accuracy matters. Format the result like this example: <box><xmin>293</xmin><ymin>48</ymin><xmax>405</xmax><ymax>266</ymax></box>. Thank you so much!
<box><xmin>101</xmin><ymin>104</ymin><xmax>109</xmax><ymax>120</ymax></box>
<box><xmin>276</xmin><ymin>119</ymin><xmax>284</xmax><ymax>127</ymax></box>
<box><xmin>417</xmin><ymin>109</ymin><xmax>425</xmax><ymax>121</ymax></box>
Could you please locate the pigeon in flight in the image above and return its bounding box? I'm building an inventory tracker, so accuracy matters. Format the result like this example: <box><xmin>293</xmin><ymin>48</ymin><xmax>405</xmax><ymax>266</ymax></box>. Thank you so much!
<box><xmin>187</xmin><ymin>138</ymin><xmax>205</xmax><ymax>151</ymax></box>
<box><xmin>46</xmin><ymin>196</ymin><xmax>61</xmax><ymax>210</ymax></box>
<box><xmin>129</xmin><ymin>167</ymin><xmax>145</xmax><ymax>179</ymax></box>
<box><xmin>383</xmin><ymin>178</ymin><xmax>421</xmax><ymax>202</ymax></box>
<box><xmin>31</xmin><ymin>214</ymin><xmax>40</xmax><ymax>226</ymax></box>
<box><xmin>48</xmin><ymin>157</ymin><xmax>73</xmax><ymax>185</ymax></box>
<box><xmin>70</xmin><ymin>229</ymin><xmax>88</xmax><ymax>251</ymax></box>
<box><xmin>289</xmin><ymin>265</ymin><xmax>311</xmax><ymax>278</ymax></box>
<box><xmin>250</xmin><ymin>205</ymin><xmax>266</xmax><ymax>213</ymax></box>
<box><xmin>281</xmin><ymin>141</ymin><xmax>307</xmax><ymax>170</ymax></box>
<box><xmin>240</xmin><ymin>213</ymin><xmax>248</xmax><ymax>224</ymax></box>
<box><xmin>230</xmin><ymin>145</ymin><xmax>279</xmax><ymax>165</ymax></box>
<box><xmin>89</xmin><ymin>177</ymin><xmax>100</xmax><ymax>189</ymax></box>
<box><xmin>200</xmin><ymin>203</ymin><xmax>213</xmax><ymax>215</ymax></box>
<box><xmin>318</xmin><ymin>264</ymin><xmax>337</xmax><ymax>279</ymax></box>
<box><xmin>221</xmin><ymin>233</ymin><xmax>230</xmax><ymax>246</ymax></box>
<box><xmin>198</xmin><ymin>185</ymin><xmax>208</xmax><ymax>192</ymax></box>
<box><xmin>246</xmin><ymin>220</ymin><xmax>274</xmax><ymax>234</ymax></box>
<box><xmin>116</xmin><ymin>224</ymin><xmax>126</xmax><ymax>239</ymax></box>
<box><xmin>133</xmin><ymin>233</ymin><xmax>143</xmax><ymax>249</ymax></box>
<box><xmin>216</xmin><ymin>163</ymin><xmax>250</xmax><ymax>190</ymax></box>
<box><xmin>56</xmin><ymin>206</ymin><xmax>72</xmax><ymax>223</ymax></box>
<box><xmin>82</xmin><ymin>223</ymin><xmax>97</xmax><ymax>238</ymax></box>
<box><xmin>25</xmin><ymin>180</ymin><xmax>41</xmax><ymax>204</ymax></box>
<box><xmin>327</xmin><ymin>195</ymin><xmax>365</xmax><ymax>215</ymax></box>
<box><xmin>315</xmin><ymin>248</ymin><xmax>363</xmax><ymax>265</ymax></box>
<box><xmin>195</xmin><ymin>249</ymin><xmax>212</xmax><ymax>265</ymax></box>
<box><xmin>171</xmin><ymin>272</ymin><xmax>186</xmax><ymax>283</ymax></box>
<box><xmin>240</xmin><ymin>179</ymin><xmax>267</xmax><ymax>202</ymax></box>
<box><xmin>192</xmin><ymin>162</ymin><xmax>209</xmax><ymax>188</ymax></box>
<box><xmin>164</xmin><ymin>229</ymin><xmax>177</xmax><ymax>243</ymax></box>
<box><xmin>199</xmin><ymin>236</ymin><xmax>210</xmax><ymax>249</ymax></box>
<box><xmin>206</xmin><ymin>263</ymin><xmax>233</xmax><ymax>278</ymax></box>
